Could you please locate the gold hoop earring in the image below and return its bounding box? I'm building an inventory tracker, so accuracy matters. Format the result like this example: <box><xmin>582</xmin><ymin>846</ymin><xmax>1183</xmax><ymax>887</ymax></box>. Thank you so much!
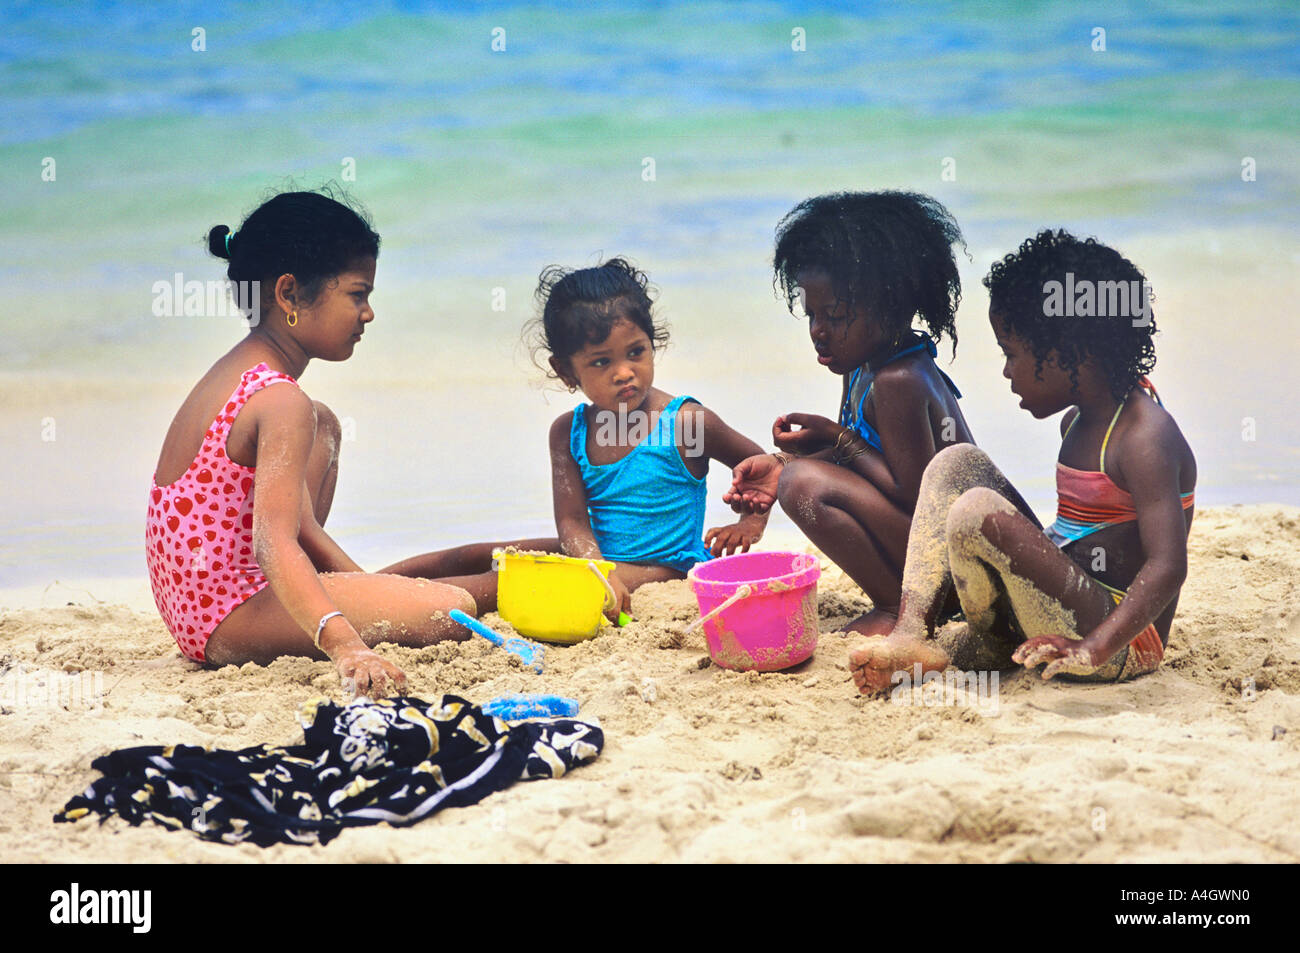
<box><xmin>567</xmin><ymin>384</ymin><xmax>577</xmax><ymax>394</ymax></box>
<box><xmin>286</xmin><ymin>311</ymin><xmax>298</xmax><ymax>327</ymax></box>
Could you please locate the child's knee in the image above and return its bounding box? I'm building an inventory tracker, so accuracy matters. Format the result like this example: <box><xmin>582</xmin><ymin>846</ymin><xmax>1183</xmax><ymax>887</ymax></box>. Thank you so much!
<box><xmin>945</xmin><ymin>486</ymin><xmax>1015</xmax><ymax>549</ymax></box>
<box><xmin>776</xmin><ymin>458</ymin><xmax>820</xmax><ymax>510</ymax></box>
<box><xmin>312</xmin><ymin>401</ymin><xmax>342</xmax><ymax>459</ymax></box>
<box><xmin>405</xmin><ymin>579</ymin><xmax>478</xmax><ymax>631</ymax></box>
<box><xmin>452</xmin><ymin>587</ymin><xmax>477</xmax><ymax>618</ymax></box>
<box><xmin>416</xmin><ymin>586</ymin><xmax>477</xmax><ymax>642</ymax></box>
<box><xmin>925</xmin><ymin>442</ymin><xmax>990</xmax><ymax>487</ymax></box>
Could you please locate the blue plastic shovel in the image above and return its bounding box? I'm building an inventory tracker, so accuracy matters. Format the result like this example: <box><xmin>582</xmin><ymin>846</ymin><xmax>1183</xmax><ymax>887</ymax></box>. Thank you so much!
<box><xmin>449</xmin><ymin>608</ymin><xmax>545</xmax><ymax>673</ymax></box>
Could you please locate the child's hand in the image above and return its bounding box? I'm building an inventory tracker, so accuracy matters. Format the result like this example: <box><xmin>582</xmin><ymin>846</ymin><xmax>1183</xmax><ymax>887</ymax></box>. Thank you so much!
<box><xmin>605</xmin><ymin>570</ymin><xmax>632</xmax><ymax>624</ymax></box>
<box><xmin>724</xmin><ymin>454</ymin><xmax>782</xmax><ymax>514</ymax></box>
<box><xmin>332</xmin><ymin>641</ymin><xmax>409</xmax><ymax>699</ymax></box>
<box><xmin>773</xmin><ymin>413</ymin><xmax>843</xmax><ymax>455</ymax></box>
<box><xmin>1012</xmin><ymin>635</ymin><xmax>1102</xmax><ymax>680</ymax></box>
<box><xmin>705</xmin><ymin>518</ymin><xmax>764</xmax><ymax>557</ymax></box>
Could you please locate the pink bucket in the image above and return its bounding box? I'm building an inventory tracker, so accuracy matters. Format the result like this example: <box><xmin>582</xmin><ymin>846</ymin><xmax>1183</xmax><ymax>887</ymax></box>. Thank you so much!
<box><xmin>686</xmin><ymin>551</ymin><xmax>821</xmax><ymax>672</ymax></box>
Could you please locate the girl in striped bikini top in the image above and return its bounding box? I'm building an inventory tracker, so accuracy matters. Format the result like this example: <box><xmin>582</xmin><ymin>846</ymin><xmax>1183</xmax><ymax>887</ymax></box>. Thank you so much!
<box><xmin>1047</xmin><ymin>378</ymin><xmax>1195</xmax><ymax>548</ymax></box>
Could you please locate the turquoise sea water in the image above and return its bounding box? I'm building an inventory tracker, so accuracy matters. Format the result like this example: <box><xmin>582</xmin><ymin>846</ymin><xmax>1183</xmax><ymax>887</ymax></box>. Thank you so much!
<box><xmin>1</xmin><ymin>1</ymin><xmax>1297</xmax><ymax>585</ymax></box>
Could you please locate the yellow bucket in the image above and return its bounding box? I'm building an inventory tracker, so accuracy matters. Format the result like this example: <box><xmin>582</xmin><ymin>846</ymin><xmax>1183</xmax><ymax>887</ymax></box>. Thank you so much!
<box><xmin>493</xmin><ymin>549</ymin><xmax>618</xmax><ymax>644</ymax></box>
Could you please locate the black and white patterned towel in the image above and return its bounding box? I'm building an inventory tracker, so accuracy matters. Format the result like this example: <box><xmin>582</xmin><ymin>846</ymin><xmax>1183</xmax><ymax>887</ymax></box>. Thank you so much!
<box><xmin>55</xmin><ymin>694</ymin><xmax>602</xmax><ymax>846</ymax></box>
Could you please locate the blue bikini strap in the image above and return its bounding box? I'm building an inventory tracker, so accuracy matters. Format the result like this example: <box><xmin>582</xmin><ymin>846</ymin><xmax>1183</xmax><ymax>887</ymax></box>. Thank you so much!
<box><xmin>892</xmin><ymin>334</ymin><xmax>962</xmax><ymax>399</ymax></box>
<box><xmin>856</xmin><ymin>332</ymin><xmax>962</xmax><ymax>398</ymax></box>
<box><xmin>839</xmin><ymin>332</ymin><xmax>962</xmax><ymax>433</ymax></box>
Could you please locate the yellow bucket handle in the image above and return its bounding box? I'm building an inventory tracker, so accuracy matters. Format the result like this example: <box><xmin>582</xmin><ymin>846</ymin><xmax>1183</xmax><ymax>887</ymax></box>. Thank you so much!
<box><xmin>587</xmin><ymin>561</ymin><xmax>619</xmax><ymax>613</ymax></box>
<box><xmin>682</xmin><ymin>584</ymin><xmax>753</xmax><ymax>635</ymax></box>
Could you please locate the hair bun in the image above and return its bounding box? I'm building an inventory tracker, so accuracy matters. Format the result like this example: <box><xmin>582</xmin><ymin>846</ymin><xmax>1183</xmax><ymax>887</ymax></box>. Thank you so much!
<box><xmin>207</xmin><ymin>225</ymin><xmax>232</xmax><ymax>259</ymax></box>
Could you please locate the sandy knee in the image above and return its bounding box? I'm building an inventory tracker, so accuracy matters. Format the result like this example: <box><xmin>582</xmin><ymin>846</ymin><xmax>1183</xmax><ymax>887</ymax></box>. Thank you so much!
<box><xmin>387</xmin><ymin>587</ymin><xmax>478</xmax><ymax>646</ymax></box>
<box><xmin>425</xmin><ymin>583</ymin><xmax>476</xmax><ymax>625</ymax></box>
<box><xmin>924</xmin><ymin>442</ymin><xmax>990</xmax><ymax>485</ymax></box>
<box><xmin>946</xmin><ymin>486</ymin><xmax>1016</xmax><ymax>549</ymax></box>
<box><xmin>311</xmin><ymin>400</ymin><xmax>342</xmax><ymax>459</ymax></box>
<box><xmin>452</xmin><ymin>587</ymin><xmax>477</xmax><ymax>618</ymax></box>
<box><xmin>776</xmin><ymin>459</ymin><xmax>824</xmax><ymax>522</ymax></box>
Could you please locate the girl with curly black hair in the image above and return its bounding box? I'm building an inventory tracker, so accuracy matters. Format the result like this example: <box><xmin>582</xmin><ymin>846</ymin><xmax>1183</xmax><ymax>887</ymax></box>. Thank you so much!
<box><xmin>726</xmin><ymin>191</ymin><xmax>975</xmax><ymax>636</ymax></box>
<box><xmin>849</xmin><ymin>230</ymin><xmax>1197</xmax><ymax>692</ymax></box>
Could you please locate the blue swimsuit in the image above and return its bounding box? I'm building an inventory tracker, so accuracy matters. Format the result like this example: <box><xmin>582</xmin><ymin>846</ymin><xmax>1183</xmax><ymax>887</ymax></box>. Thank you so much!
<box><xmin>839</xmin><ymin>332</ymin><xmax>962</xmax><ymax>452</ymax></box>
<box><xmin>570</xmin><ymin>395</ymin><xmax>712</xmax><ymax>573</ymax></box>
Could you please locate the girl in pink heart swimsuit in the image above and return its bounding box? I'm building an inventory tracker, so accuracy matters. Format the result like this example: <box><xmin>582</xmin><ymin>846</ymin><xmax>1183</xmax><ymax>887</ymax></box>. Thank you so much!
<box><xmin>146</xmin><ymin>363</ymin><xmax>296</xmax><ymax>662</ymax></box>
<box><xmin>146</xmin><ymin>189</ymin><xmax>553</xmax><ymax>697</ymax></box>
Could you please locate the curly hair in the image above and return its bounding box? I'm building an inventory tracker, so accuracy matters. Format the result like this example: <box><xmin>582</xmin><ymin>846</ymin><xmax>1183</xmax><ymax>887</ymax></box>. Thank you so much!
<box><xmin>983</xmin><ymin>230</ymin><xmax>1157</xmax><ymax>400</ymax></box>
<box><xmin>529</xmin><ymin>257</ymin><xmax>669</xmax><ymax>376</ymax></box>
<box><xmin>207</xmin><ymin>184</ymin><xmax>380</xmax><ymax>312</ymax></box>
<box><xmin>772</xmin><ymin>190</ymin><xmax>966</xmax><ymax>355</ymax></box>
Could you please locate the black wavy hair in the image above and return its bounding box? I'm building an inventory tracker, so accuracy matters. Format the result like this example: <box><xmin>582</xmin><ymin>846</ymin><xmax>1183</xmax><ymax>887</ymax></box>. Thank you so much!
<box><xmin>207</xmin><ymin>185</ymin><xmax>380</xmax><ymax>312</ymax></box>
<box><xmin>983</xmin><ymin>230</ymin><xmax>1157</xmax><ymax>400</ymax></box>
<box><xmin>530</xmin><ymin>257</ymin><xmax>669</xmax><ymax>376</ymax></box>
<box><xmin>772</xmin><ymin>190</ymin><xmax>966</xmax><ymax>355</ymax></box>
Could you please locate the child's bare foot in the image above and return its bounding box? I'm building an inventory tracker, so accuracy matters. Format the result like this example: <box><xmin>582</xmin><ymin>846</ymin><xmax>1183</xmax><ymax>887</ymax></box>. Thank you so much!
<box><xmin>843</xmin><ymin>606</ymin><xmax>899</xmax><ymax>638</ymax></box>
<box><xmin>848</xmin><ymin>634</ymin><xmax>950</xmax><ymax>695</ymax></box>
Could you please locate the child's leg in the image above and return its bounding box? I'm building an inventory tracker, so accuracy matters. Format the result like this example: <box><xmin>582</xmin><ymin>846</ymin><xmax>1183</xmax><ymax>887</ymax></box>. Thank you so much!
<box><xmin>378</xmin><ymin>538</ymin><xmax>561</xmax><ymax>613</ymax></box>
<box><xmin>850</xmin><ymin>466</ymin><xmax>1122</xmax><ymax>694</ymax></box>
<box><xmin>204</xmin><ymin>573</ymin><xmax>478</xmax><ymax>667</ymax></box>
<box><xmin>894</xmin><ymin>444</ymin><xmax>1040</xmax><ymax>634</ymax></box>
<box><xmin>613</xmin><ymin>562</ymin><xmax>685</xmax><ymax>591</ymax></box>
<box><xmin>942</xmin><ymin>487</ymin><xmax>1122</xmax><ymax>679</ymax></box>
<box><xmin>776</xmin><ymin>458</ymin><xmax>912</xmax><ymax>635</ymax></box>
<box><xmin>849</xmin><ymin>443</ymin><xmax>1038</xmax><ymax>692</ymax></box>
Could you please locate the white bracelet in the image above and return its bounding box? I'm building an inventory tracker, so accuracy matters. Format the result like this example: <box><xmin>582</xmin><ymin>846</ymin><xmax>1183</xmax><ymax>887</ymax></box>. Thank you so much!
<box><xmin>314</xmin><ymin>610</ymin><xmax>345</xmax><ymax>649</ymax></box>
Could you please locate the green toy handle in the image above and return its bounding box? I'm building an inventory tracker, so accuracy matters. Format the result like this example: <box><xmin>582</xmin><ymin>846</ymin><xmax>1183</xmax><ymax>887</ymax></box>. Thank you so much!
<box><xmin>587</xmin><ymin>560</ymin><xmax>630</xmax><ymax>625</ymax></box>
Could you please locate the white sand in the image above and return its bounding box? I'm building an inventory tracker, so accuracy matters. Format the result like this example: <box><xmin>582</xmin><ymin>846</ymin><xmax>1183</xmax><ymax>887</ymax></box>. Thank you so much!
<box><xmin>2</xmin><ymin>504</ymin><xmax>1298</xmax><ymax>863</ymax></box>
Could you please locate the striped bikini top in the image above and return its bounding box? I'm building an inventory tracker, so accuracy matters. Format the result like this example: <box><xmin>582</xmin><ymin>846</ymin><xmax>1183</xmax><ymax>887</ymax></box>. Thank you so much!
<box><xmin>1045</xmin><ymin>378</ymin><xmax>1194</xmax><ymax>548</ymax></box>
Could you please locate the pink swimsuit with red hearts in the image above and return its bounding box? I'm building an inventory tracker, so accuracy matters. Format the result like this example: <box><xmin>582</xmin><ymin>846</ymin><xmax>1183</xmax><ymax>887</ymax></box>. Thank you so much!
<box><xmin>146</xmin><ymin>363</ymin><xmax>298</xmax><ymax>662</ymax></box>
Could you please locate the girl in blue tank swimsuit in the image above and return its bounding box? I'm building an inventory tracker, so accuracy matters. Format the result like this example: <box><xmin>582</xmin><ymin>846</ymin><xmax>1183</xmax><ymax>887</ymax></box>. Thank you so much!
<box><xmin>725</xmin><ymin>191</ymin><xmax>979</xmax><ymax>638</ymax></box>
<box><xmin>533</xmin><ymin>258</ymin><xmax>770</xmax><ymax>621</ymax></box>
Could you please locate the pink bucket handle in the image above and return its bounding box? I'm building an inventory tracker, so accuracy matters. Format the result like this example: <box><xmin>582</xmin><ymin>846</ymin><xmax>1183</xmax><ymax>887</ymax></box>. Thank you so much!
<box><xmin>683</xmin><ymin>583</ymin><xmax>753</xmax><ymax>635</ymax></box>
<box><xmin>587</xmin><ymin>560</ymin><xmax>618</xmax><ymax>613</ymax></box>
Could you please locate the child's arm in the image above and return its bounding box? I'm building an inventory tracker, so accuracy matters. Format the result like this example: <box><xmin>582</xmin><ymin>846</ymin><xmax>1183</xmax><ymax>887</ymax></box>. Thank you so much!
<box><xmin>724</xmin><ymin>412</ymin><xmax>843</xmax><ymax>515</ymax></box>
<box><xmin>247</xmin><ymin>386</ymin><xmax>406</xmax><ymax>695</ymax></box>
<box><xmin>1016</xmin><ymin>423</ymin><xmax>1193</xmax><ymax>678</ymax></box>
<box><xmin>769</xmin><ymin>372</ymin><xmax>854</xmax><ymax>459</ymax></box>
<box><xmin>726</xmin><ymin>374</ymin><xmax>852</xmax><ymax>514</ymax></box>
<box><xmin>298</xmin><ymin>490</ymin><xmax>364</xmax><ymax>573</ymax></box>
<box><xmin>685</xmin><ymin>404</ymin><xmax>770</xmax><ymax>555</ymax></box>
<box><xmin>548</xmin><ymin>412</ymin><xmax>631</xmax><ymax>618</ymax></box>
<box><xmin>772</xmin><ymin>414</ymin><xmax>842</xmax><ymax>458</ymax></box>
<box><xmin>755</xmin><ymin>370</ymin><xmax>938</xmax><ymax>510</ymax></box>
